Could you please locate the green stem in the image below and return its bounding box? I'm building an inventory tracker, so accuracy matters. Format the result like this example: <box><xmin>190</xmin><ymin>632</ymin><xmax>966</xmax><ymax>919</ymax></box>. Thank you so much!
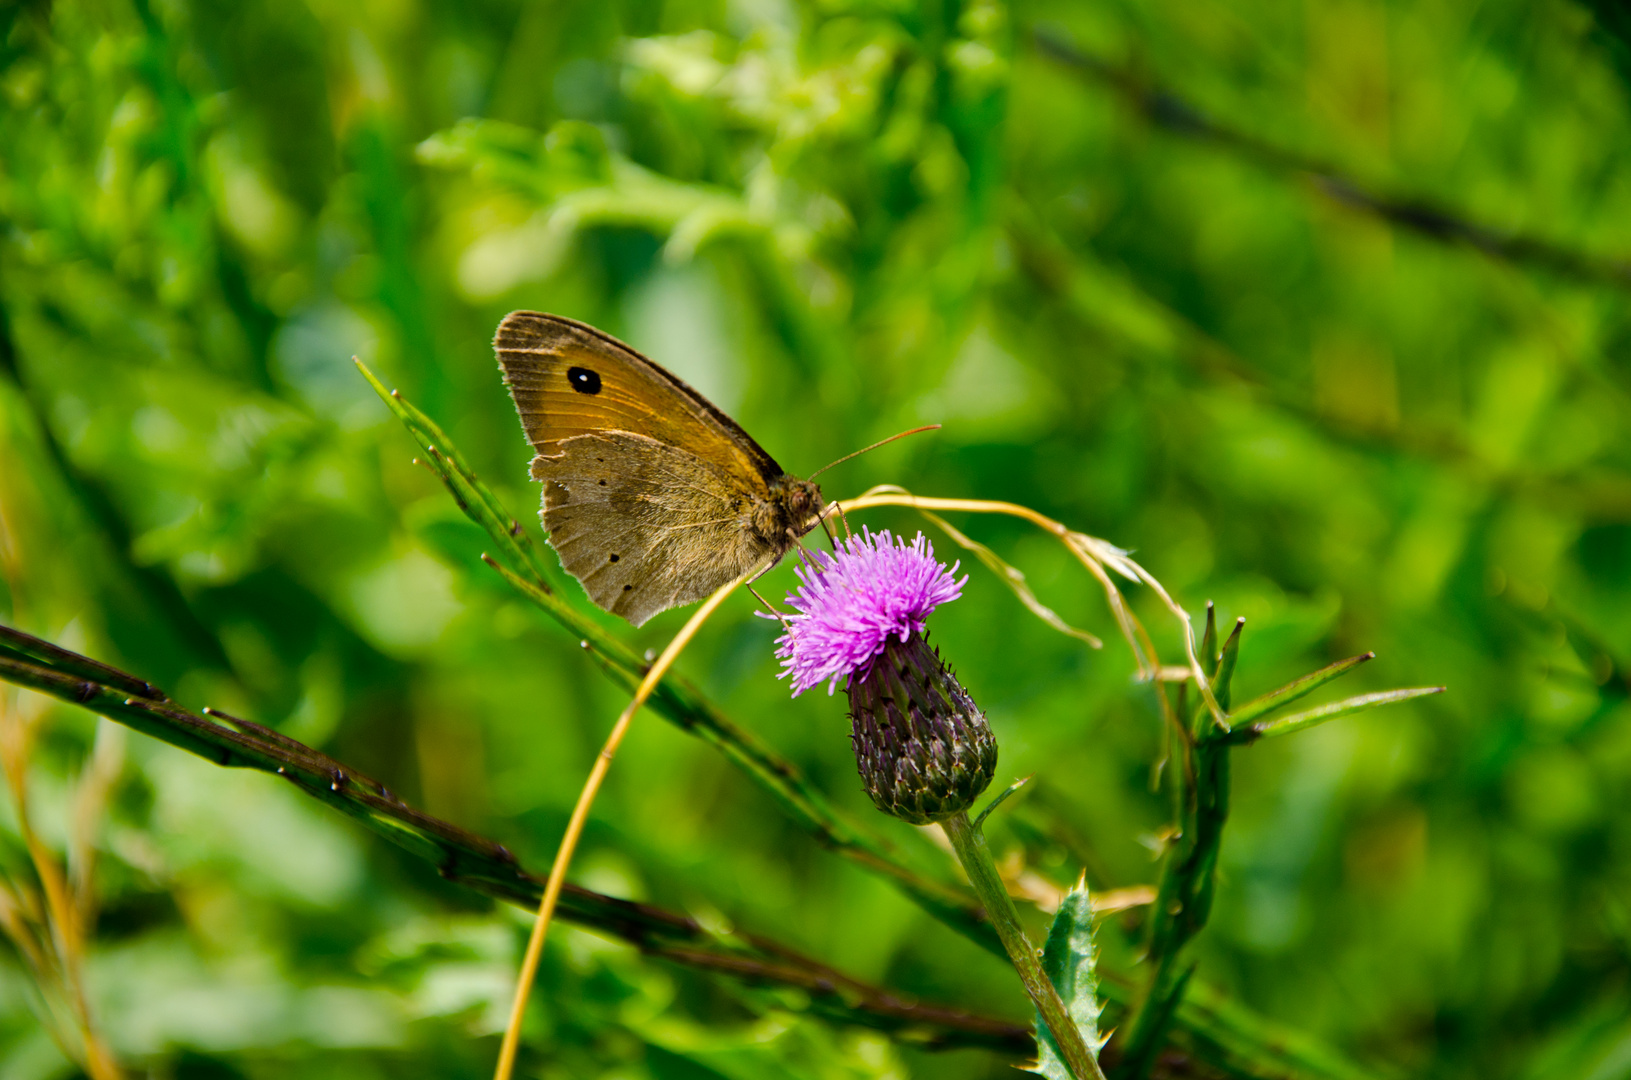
<box><xmin>1118</xmin><ymin>950</ymin><xmax>1186</xmax><ymax>1078</ymax></box>
<box><xmin>1120</xmin><ymin>729</ymin><xmax>1227</xmax><ymax>1076</ymax></box>
<box><xmin>942</xmin><ymin>811</ymin><xmax>1107</xmax><ymax>1080</ymax></box>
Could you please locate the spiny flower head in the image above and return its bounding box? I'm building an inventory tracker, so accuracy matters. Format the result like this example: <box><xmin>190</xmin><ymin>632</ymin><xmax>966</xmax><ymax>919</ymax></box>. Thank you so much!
<box><xmin>774</xmin><ymin>529</ymin><xmax>966</xmax><ymax>696</ymax></box>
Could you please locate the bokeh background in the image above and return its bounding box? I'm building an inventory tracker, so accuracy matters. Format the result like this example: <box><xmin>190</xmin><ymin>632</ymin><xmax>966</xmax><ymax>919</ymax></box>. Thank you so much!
<box><xmin>4</xmin><ymin>0</ymin><xmax>1631</xmax><ymax>1077</ymax></box>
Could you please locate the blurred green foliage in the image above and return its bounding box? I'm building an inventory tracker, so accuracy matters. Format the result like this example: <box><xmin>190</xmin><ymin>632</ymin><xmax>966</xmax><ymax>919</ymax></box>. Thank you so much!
<box><xmin>2</xmin><ymin>0</ymin><xmax>1631</xmax><ymax>1077</ymax></box>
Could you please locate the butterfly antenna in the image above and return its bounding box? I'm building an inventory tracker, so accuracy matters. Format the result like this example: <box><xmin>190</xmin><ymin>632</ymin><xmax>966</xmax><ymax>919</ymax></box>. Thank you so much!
<box><xmin>807</xmin><ymin>424</ymin><xmax>941</xmax><ymax>481</ymax></box>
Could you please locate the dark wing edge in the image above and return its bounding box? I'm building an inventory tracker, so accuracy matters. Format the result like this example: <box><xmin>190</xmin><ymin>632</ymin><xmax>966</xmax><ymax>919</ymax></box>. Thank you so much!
<box><xmin>493</xmin><ymin>310</ymin><xmax>789</xmax><ymax>485</ymax></box>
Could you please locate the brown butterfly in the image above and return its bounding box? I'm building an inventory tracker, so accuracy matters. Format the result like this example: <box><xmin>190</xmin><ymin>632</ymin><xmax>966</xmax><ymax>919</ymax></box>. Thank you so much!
<box><xmin>495</xmin><ymin>311</ymin><xmax>825</xmax><ymax>626</ymax></box>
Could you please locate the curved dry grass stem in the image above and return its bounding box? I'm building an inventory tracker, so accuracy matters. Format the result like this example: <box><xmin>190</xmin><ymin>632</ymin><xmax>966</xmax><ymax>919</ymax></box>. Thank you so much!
<box><xmin>492</xmin><ymin>567</ymin><xmax>760</xmax><ymax>1080</ymax></box>
<box><xmin>834</xmin><ymin>488</ymin><xmax>1228</xmax><ymax>729</ymax></box>
<box><xmin>914</xmin><ymin>508</ymin><xmax>1103</xmax><ymax>648</ymax></box>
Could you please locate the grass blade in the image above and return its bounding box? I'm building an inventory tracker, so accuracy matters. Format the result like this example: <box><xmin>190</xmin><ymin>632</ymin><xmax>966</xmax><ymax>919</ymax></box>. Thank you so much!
<box><xmin>357</xmin><ymin>360</ymin><xmax>555</xmax><ymax>587</ymax></box>
<box><xmin>1199</xmin><ymin>603</ymin><xmax>1217</xmax><ymax>673</ymax></box>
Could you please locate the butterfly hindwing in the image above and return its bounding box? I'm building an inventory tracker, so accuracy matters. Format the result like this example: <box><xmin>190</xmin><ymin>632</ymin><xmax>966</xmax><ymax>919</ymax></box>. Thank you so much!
<box><xmin>536</xmin><ymin>432</ymin><xmax>777</xmax><ymax>625</ymax></box>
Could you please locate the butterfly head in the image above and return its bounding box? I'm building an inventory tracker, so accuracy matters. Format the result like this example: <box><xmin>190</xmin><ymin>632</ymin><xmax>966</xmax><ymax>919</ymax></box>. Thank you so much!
<box><xmin>761</xmin><ymin>475</ymin><xmax>825</xmax><ymax>549</ymax></box>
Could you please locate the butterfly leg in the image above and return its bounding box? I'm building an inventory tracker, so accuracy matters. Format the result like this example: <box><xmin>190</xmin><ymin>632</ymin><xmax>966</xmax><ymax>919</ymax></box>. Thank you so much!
<box><xmin>833</xmin><ymin>501</ymin><xmax>854</xmax><ymax>541</ymax></box>
<box><xmin>816</xmin><ymin>512</ymin><xmax>839</xmax><ymax>548</ymax></box>
<box><xmin>746</xmin><ymin>582</ymin><xmax>791</xmax><ymax>627</ymax></box>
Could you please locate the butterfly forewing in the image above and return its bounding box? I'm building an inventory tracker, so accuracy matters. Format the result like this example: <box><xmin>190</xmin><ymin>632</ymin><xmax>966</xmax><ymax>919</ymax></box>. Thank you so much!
<box><xmin>495</xmin><ymin>312</ymin><xmax>781</xmax><ymax>482</ymax></box>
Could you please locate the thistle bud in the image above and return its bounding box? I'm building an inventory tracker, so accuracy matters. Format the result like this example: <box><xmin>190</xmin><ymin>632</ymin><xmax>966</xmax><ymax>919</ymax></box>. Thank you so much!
<box><xmin>847</xmin><ymin>632</ymin><xmax>996</xmax><ymax>824</ymax></box>
<box><xmin>771</xmin><ymin>529</ymin><xmax>996</xmax><ymax>824</ymax></box>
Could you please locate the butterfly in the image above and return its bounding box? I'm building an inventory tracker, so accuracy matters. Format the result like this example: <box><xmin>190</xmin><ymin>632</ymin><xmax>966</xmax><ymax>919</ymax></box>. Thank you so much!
<box><xmin>495</xmin><ymin>311</ymin><xmax>825</xmax><ymax>626</ymax></box>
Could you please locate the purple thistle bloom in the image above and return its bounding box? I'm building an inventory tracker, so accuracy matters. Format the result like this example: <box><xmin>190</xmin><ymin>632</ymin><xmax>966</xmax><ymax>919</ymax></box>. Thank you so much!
<box><xmin>774</xmin><ymin>529</ymin><xmax>966</xmax><ymax>696</ymax></box>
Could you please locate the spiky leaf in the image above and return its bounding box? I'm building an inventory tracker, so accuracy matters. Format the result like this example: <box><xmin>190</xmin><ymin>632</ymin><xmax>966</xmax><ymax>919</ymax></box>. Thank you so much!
<box><xmin>1028</xmin><ymin>881</ymin><xmax>1105</xmax><ymax>1079</ymax></box>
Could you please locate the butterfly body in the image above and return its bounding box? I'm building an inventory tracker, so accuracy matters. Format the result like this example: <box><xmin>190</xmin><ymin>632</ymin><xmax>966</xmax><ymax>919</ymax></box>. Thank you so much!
<box><xmin>495</xmin><ymin>311</ymin><xmax>823</xmax><ymax>625</ymax></box>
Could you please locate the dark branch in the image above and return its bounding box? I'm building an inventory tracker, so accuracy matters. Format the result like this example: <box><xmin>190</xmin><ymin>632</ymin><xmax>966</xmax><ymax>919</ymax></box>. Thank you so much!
<box><xmin>0</xmin><ymin>621</ymin><xmax>1030</xmax><ymax>1055</ymax></box>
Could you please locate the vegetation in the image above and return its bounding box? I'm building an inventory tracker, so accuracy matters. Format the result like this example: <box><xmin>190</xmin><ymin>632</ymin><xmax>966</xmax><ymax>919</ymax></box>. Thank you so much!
<box><xmin>2</xmin><ymin>1</ymin><xmax>1630</xmax><ymax>1078</ymax></box>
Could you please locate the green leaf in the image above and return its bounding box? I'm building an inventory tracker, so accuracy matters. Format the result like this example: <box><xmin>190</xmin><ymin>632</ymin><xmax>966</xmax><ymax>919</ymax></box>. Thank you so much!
<box><xmin>1230</xmin><ymin>687</ymin><xmax>1445</xmax><ymax>743</ymax></box>
<box><xmin>1227</xmin><ymin>652</ymin><xmax>1375</xmax><ymax>726</ymax></box>
<box><xmin>1200</xmin><ymin>602</ymin><xmax>1218</xmax><ymax>672</ymax></box>
<box><xmin>973</xmin><ymin>774</ymin><xmax>1034</xmax><ymax>832</ymax></box>
<box><xmin>1028</xmin><ymin>880</ymin><xmax>1105</xmax><ymax>1079</ymax></box>
<box><xmin>1214</xmin><ymin>617</ymin><xmax>1245</xmax><ymax>712</ymax></box>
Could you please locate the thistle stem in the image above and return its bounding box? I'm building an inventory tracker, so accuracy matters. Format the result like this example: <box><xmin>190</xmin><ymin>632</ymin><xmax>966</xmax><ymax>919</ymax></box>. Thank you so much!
<box><xmin>941</xmin><ymin>811</ymin><xmax>1107</xmax><ymax>1080</ymax></box>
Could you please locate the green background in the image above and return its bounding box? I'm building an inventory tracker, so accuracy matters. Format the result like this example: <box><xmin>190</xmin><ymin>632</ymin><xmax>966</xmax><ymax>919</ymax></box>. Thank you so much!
<box><xmin>2</xmin><ymin>0</ymin><xmax>1630</xmax><ymax>1077</ymax></box>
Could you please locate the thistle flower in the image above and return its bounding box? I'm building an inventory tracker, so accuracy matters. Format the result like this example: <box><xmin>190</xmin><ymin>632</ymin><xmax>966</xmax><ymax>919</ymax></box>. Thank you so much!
<box><xmin>775</xmin><ymin>529</ymin><xmax>966</xmax><ymax>696</ymax></box>
<box><xmin>775</xmin><ymin>530</ymin><xmax>995</xmax><ymax>825</ymax></box>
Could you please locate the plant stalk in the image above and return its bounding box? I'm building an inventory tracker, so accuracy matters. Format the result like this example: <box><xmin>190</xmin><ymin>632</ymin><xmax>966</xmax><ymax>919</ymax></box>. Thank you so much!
<box><xmin>942</xmin><ymin>810</ymin><xmax>1107</xmax><ymax>1080</ymax></box>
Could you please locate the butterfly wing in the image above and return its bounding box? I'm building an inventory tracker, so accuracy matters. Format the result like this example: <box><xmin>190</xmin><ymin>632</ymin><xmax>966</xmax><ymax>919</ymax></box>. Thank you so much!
<box><xmin>495</xmin><ymin>311</ymin><xmax>785</xmax><ymax>483</ymax></box>
<box><xmin>539</xmin><ymin>431</ymin><xmax>780</xmax><ymax>625</ymax></box>
<box><xmin>494</xmin><ymin>311</ymin><xmax>788</xmax><ymax>625</ymax></box>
